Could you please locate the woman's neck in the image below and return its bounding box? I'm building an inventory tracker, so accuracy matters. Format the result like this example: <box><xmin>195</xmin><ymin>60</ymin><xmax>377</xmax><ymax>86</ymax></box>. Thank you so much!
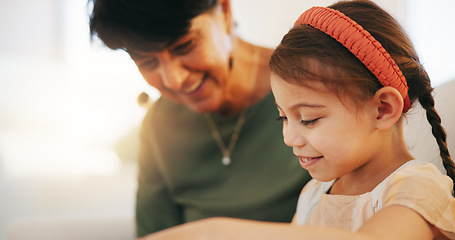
<box><xmin>218</xmin><ymin>38</ymin><xmax>273</xmax><ymax>115</ymax></box>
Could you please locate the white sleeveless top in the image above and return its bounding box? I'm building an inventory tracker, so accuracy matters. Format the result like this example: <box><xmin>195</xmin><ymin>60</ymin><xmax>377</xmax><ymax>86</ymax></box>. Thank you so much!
<box><xmin>293</xmin><ymin>160</ymin><xmax>455</xmax><ymax>239</ymax></box>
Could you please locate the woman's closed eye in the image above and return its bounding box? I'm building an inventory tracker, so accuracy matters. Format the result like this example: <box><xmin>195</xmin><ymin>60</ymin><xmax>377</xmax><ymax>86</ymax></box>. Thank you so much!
<box><xmin>171</xmin><ymin>40</ymin><xmax>196</xmax><ymax>55</ymax></box>
<box><xmin>138</xmin><ymin>58</ymin><xmax>159</xmax><ymax>70</ymax></box>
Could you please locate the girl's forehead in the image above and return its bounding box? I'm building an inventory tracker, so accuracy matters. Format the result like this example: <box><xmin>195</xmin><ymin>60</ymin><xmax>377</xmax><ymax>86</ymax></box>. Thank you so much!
<box><xmin>272</xmin><ymin>77</ymin><xmax>331</xmax><ymax>102</ymax></box>
<box><xmin>271</xmin><ymin>74</ymin><xmax>331</xmax><ymax>94</ymax></box>
<box><xmin>272</xmin><ymin>74</ymin><xmax>366</xmax><ymax>114</ymax></box>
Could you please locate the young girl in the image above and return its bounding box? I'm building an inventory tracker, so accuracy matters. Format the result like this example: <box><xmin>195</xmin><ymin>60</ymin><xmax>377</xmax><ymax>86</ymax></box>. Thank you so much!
<box><xmin>139</xmin><ymin>1</ymin><xmax>455</xmax><ymax>239</ymax></box>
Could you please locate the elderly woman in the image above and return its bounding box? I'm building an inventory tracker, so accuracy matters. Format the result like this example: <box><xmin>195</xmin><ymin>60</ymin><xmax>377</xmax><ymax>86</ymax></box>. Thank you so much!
<box><xmin>89</xmin><ymin>0</ymin><xmax>311</xmax><ymax>237</ymax></box>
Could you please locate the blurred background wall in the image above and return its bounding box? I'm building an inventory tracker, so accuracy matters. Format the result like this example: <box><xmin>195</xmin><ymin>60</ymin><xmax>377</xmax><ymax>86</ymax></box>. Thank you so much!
<box><xmin>0</xmin><ymin>0</ymin><xmax>454</xmax><ymax>239</ymax></box>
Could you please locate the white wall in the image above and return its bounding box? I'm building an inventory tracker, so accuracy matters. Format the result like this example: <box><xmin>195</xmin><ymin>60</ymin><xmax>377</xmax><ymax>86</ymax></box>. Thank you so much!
<box><xmin>232</xmin><ymin>0</ymin><xmax>407</xmax><ymax>48</ymax></box>
<box><xmin>0</xmin><ymin>0</ymin><xmax>62</xmax><ymax>58</ymax></box>
<box><xmin>407</xmin><ymin>0</ymin><xmax>455</xmax><ymax>87</ymax></box>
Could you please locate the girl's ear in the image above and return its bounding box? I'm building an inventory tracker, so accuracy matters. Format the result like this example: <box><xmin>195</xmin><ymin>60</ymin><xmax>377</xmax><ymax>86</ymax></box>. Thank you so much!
<box><xmin>373</xmin><ymin>86</ymin><xmax>404</xmax><ymax>130</ymax></box>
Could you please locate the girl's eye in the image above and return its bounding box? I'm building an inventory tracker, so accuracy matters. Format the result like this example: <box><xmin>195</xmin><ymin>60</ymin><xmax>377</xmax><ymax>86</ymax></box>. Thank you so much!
<box><xmin>300</xmin><ymin>118</ymin><xmax>320</xmax><ymax>126</ymax></box>
<box><xmin>276</xmin><ymin>116</ymin><xmax>287</xmax><ymax>121</ymax></box>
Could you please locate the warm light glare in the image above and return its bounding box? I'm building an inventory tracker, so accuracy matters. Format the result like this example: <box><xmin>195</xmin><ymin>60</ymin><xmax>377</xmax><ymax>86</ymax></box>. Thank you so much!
<box><xmin>1</xmin><ymin>0</ymin><xmax>453</xmax><ymax>178</ymax></box>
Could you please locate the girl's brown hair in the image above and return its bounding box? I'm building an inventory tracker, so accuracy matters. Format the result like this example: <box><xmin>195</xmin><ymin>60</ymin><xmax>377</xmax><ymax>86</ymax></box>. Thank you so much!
<box><xmin>270</xmin><ymin>0</ymin><xmax>454</xmax><ymax>193</ymax></box>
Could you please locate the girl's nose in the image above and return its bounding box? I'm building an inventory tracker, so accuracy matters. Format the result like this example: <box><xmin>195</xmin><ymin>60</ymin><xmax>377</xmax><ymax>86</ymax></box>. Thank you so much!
<box><xmin>283</xmin><ymin>123</ymin><xmax>306</xmax><ymax>148</ymax></box>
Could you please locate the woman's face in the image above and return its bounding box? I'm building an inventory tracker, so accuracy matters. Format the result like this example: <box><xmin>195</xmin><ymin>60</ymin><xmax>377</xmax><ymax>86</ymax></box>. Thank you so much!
<box><xmin>129</xmin><ymin>5</ymin><xmax>233</xmax><ymax>113</ymax></box>
<box><xmin>271</xmin><ymin>75</ymin><xmax>379</xmax><ymax>182</ymax></box>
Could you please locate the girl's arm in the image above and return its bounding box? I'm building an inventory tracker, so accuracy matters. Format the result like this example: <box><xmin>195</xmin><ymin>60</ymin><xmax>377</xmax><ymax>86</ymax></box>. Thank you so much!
<box><xmin>138</xmin><ymin>205</ymin><xmax>436</xmax><ymax>240</ymax></box>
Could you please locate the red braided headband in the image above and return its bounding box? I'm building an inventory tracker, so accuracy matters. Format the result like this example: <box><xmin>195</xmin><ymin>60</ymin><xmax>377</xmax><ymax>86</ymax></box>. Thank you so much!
<box><xmin>295</xmin><ymin>7</ymin><xmax>411</xmax><ymax>113</ymax></box>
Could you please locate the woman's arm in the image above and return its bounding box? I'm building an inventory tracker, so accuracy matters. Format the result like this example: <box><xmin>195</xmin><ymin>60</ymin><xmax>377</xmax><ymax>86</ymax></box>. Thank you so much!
<box><xmin>138</xmin><ymin>205</ymin><xmax>435</xmax><ymax>240</ymax></box>
<box><xmin>136</xmin><ymin>110</ymin><xmax>184</xmax><ymax>236</ymax></box>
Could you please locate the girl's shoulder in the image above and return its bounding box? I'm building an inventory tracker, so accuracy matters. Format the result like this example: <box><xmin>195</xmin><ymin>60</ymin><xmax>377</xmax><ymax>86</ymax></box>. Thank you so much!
<box><xmin>383</xmin><ymin>160</ymin><xmax>452</xmax><ymax>194</ymax></box>
<box><xmin>381</xmin><ymin>160</ymin><xmax>455</xmax><ymax>239</ymax></box>
<box><xmin>372</xmin><ymin>160</ymin><xmax>452</xmax><ymax>212</ymax></box>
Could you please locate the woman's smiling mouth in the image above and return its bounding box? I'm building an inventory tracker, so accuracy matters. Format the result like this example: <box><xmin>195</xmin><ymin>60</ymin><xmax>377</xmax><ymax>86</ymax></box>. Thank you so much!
<box><xmin>183</xmin><ymin>76</ymin><xmax>206</xmax><ymax>94</ymax></box>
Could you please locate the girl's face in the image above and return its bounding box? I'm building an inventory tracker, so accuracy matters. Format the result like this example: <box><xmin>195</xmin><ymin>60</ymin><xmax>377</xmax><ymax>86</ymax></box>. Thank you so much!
<box><xmin>271</xmin><ymin>75</ymin><xmax>380</xmax><ymax>182</ymax></box>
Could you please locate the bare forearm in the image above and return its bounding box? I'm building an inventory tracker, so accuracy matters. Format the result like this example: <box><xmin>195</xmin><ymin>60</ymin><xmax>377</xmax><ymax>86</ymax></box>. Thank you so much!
<box><xmin>138</xmin><ymin>207</ymin><xmax>434</xmax><ymax>240</ymax></box>
<box><xmin>212</xmin><ymin>218</ymin><xmax>372</xmax><ymax>240</ymax></box>
<box><xmin>138</xmin><ymin>217</ymin><xmax>370</xmax><ymax>240</ymax></box>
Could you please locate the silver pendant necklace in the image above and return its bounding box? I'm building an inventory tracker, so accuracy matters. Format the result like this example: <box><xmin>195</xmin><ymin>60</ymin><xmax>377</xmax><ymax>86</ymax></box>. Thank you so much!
<box><xmin>204</xmin><ymin>109</ymin><xmax>247</xmax><ymax>166</ymax></box>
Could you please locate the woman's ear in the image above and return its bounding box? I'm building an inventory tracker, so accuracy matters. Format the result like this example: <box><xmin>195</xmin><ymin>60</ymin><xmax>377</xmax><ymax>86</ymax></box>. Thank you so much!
<box><xmin>373</xmin><ymin>86</ymin><xmax>404</xmax><ymax>130</ymax></box>
<box><xmin>219</xmin><ymin>0</ymin><xmax>233</xmax><ymax>34</ymax></box>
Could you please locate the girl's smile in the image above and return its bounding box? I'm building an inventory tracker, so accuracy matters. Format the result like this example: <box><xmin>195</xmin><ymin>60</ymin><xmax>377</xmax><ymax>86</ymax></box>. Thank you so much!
<box><xmin>298</xmin><ymin>156</ymin><xmax>323</xmax><ymax>169</ymax></box>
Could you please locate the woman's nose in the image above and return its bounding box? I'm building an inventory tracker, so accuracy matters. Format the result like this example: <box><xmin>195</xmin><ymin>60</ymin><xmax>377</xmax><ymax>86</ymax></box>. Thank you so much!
<box><xmin>159</xmin><ymin>57</ymin><xmax>189</xmax><ymax>92</ymax></box>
